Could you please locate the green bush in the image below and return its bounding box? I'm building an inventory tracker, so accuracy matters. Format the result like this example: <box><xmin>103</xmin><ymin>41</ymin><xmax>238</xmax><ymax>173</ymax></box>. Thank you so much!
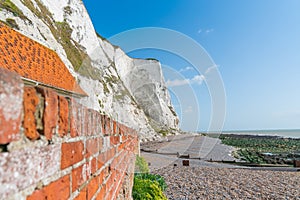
<box><xmin>135</xmin><ymin>156</ymin><xmax>149</xmax><ymax>174</ymax></box>
<box><xmin>135</xmin><ymin>173</ymin><xmax>167</xmax><ymax>192</ymax></box>
<box><xmin>133</xmin><ymin>156</ymin><xmax>167</xmax><ymax>199</ymax></box>
<box><xmin>132</xmin><ymin>176</ymin><xmax>167</xmax><ymax>200</ymax></box>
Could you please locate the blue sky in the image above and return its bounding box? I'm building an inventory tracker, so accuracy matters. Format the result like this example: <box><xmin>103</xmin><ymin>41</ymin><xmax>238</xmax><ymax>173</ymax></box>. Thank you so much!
<box><xmin>83</xmin><ymin>0</ymin><xmax>300</xmax><ymax>131</ymax></box>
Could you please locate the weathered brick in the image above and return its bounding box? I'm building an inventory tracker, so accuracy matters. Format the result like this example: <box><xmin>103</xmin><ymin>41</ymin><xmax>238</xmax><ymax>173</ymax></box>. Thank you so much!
<box><xmin>90</xmin><ymin>158</ymin><xmax>97</xmax><ymax>174</ymax></box>
<box><xmin>0</xmin><ymin>68</ymin><xmax>23</xmax><ymax>144</ymax></box>
<box><xmin>112</xmin><ymin>121</ymin><xmax>117</xmax><ymax>135</ymax></box>
<box><xmin>114</xmin><ymin>179</ymin><xmax>123</xmax><ymax>200</ymax></box>
<box><xmin>86</xmin><ymin>157</ymin><xmax>97</xmax><ymax>179</ymax></box>
<box><xmin>108</xmin><ymin>148</ymin><xmax>116</xmax><ymax>161</ymax></box>
<box><xmin>98</xmin><ymin>169</ymin><xmax>105</xmax><ymax>183</ymax></box>
<box><xmin>87</xmin><ymin>175</ymin><xmax>99</xmax><ymax>200</ymax></box>
<box><xmin>100</xmin><ymin>115</ymin><xmax>106</xmax><ymax>135</ymax></box>
<box><xmin>23</xmin><ymin>87</ymin><xmax>40</xmax><ymax>140</ymax></box>
<box><xmin>105</xmin><ymin>117</ymin><xmax>111</xmax><ymax>136</ymax></box>
<box><xmin>74</xmin><ymin>187</ymin><xmax>87</xmax><ymax>200</ymax></box>
<box><xmin>38</xmin><ymin>88</ymin><xmax>58</xmax><ymax>140</ymax></box>
<box><xmin>0</xmin><ymin>144</ymin><xmax>61</xmax><ymax>198</ymax></box>
<box><xmin>72</xmin><ymin>165</ymin><xmax>86</xmax><ymax>192</ymax></box>
<box><xmin>70</xmin><ymin>99</ymin><xmax>82</xmax><ymax>138</ymax></box>
<box><xmin>97</xmin><ymin>153</ymin><xmax>105</xmax><ymax>170</ymax></box>
<box><xmin>96</xmin><ymin>185</ymin><xmax>106</xmax><ymax>200</ymax></box>
<box><xmin>58</xmin><ymin>96</ymin><xmax>69</xmax><ymax>137</ymax></box>
<box><xmin>94</xmin><ymin>112</ymin><xmax>102</xmax><ymax>135</ymax></box>
<box><xmin>61</xmin><ymin>141</ymin><xmax>84</xmax><ymax>169</ymax></box>
<box><xmin>110</xmin><ymin>136</ymin><xmax>120</xmax><ymax>146</ymax></box>
<box><xmin>27</xmin><ymin>175</ymin><xmax>70</xmax><ymax>200</ymax></box>
<box><xmin>88</xmin><ymin>109</ymin><xmax>96</xmax><ymax>136</ymax></box>
<box><xmin>82</xmin><ymin>108</ymin><xmax>89</xmax><ymax>136</ymax></box>
<box><xmin>118</xmin><ymin>143</ymin><xmax>125</xmax><ymax>152</ymax></box>
<box><xmin>86</xmin><ymin>138</ymin><xmax>99</xmax><ymax>158</ymax></box>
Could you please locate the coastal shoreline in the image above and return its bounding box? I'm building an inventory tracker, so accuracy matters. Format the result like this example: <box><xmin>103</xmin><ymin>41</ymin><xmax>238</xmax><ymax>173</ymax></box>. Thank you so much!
<box><xmin>141</xmin><ymin>134</ymin><xmax>300</xmax><ymax>199</ymax></box>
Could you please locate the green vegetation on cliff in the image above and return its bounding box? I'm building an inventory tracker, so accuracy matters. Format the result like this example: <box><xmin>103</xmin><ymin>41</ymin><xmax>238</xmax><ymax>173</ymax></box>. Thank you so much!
<box><xmin>21</xmin><ymin>0</ymin><xmax>91</xmax><ymax>71</ymax></box>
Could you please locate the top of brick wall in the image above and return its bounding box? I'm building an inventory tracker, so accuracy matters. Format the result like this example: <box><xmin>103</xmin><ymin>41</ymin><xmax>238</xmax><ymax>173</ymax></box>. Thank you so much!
<box><xmin>0</xmin><ymin>22</ymin><xmax>86</xmax><ymax>96</ymax></box>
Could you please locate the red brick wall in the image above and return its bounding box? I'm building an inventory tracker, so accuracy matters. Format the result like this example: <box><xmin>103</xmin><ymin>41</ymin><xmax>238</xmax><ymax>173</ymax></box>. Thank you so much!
<box><xmin>0</xmin><ymin>68</ymin><xmax>139</xmax><ymax>200</ymax></box>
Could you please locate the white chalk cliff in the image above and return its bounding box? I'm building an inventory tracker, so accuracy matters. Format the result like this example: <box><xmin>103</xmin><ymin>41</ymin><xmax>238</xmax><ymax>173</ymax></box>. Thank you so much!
<box><xmin>0</xmin><ymin>0</ymin><xmax>179</xmax><ymax>140</ymax></box>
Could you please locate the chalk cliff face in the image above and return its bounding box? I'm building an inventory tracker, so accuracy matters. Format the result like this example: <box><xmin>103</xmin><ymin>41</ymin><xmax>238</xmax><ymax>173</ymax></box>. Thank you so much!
<box><xmin>0</xmin><ymin>0</ymin><xmax>179</xmax><ymax>140</ymax></box>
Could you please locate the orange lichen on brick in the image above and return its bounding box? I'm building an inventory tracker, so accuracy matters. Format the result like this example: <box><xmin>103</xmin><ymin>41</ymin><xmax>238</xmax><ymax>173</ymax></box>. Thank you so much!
<box><xmin>0</xmin><ymin>23</ymin><xmax>86</xmax><ymax>96</ymax></box>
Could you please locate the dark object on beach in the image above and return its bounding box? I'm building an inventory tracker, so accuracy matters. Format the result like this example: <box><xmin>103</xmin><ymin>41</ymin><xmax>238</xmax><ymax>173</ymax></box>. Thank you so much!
<box><xmin>178</xmin><ymin>154</ymin><xmax>190</xmax><ymax>159</ymax></box>
<box><xmin>294</xmin><ymin>160</ymin><xmax>300</xmax><ymax>168</ymax></box>
<box><xmin>148</xmin><ymin>162</ymin><xmax>151</xmax><ymax>166</ymax></box>
<box><xmin>174</xmin><ymin>164</ymin><xmax>177</xmax><ymax>167</ymax></box>
<box><xmin>182</xmin><ymin>160</ymin><xmax>189</xmax><ymax>166</ymax></box>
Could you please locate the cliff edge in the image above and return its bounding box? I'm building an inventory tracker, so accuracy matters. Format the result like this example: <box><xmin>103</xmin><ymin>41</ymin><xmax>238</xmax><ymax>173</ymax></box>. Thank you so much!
<box><xmin>0</xmin><ymin>0</ymin><xmax>179</xmax><ymax>141</ymax></box>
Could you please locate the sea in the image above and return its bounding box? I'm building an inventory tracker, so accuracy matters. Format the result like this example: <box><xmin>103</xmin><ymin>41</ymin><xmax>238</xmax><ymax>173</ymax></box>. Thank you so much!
<box><xmin>221</xmin><ymin>129</ymin><xmax>300</xmax><ymax>139</ymax></box>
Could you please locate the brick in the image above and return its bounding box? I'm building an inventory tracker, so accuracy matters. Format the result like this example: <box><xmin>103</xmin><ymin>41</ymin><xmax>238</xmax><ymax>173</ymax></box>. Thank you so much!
<box><xmin>94</xmin><ymin>112</ymin><xmax>102</xmax><ymax>135</ymax></box>
<box><xmin>74</xmin><ymin>187</ymin><xmax>87</xmax><ymax>200</ymax></box>
<box><xmin>0</xmin><ymin>68</ymin><xmax>23</xmax><ymax>144</ymax></box>
<box><xmin>98</xmin><ymin>169</ymin><xmax>105</xmax><ymax>183</ymax></box>
<box><xmin>0</xmin><ymin>144</ymin><xmax>61</xmax><ymax>199</ymax></box>
<box><xmin>38</xmin><ymin>88</ymin><xmax>58</xmax><ymax>140</ymax></box>
<box><xmin>97</xmin><ymin>153</ymin><xmax>105</xmax><ymax>170</ymax></box>
<box><xmin>106</xmin><ymin>148</ymin><xmax>116</xmax><ymax>162</ymax></box>
<box><xmin>118</xmin><ymin>143</ymin><xmax>125</xmax><ymax>152</ymax></box>
<box><xmin>61</xmin><ymin>141</ymin><xmax>84</xmax><ymax>169</ymax></box>
<box><xmin>114</xmin><ymin>180</ymin><xmax>123</xmax><ymax>200</ymax></box>
<box><xmin>58</xmin><ymin>96</ymin><xmax>69</xmax><ymax>137</ymax></box>
<box><xmin>23</xmin><ymin>87</ymin><xmax>40</xmax><ymax>140</ymax></box>
<box><xmin>86</xmin><ymin>138</ymin><xmax>99</xmax><ymax>158</ymax></box>
<box><xmin>87</xmin><ymin>176</ymin><xmax>99</xmax><ymax>200</ymax></box>
<box><xmin>105</xmin><ymin>117</ymin><xmax>111</xmax><ymax>135</ymax></box>
<box><xmin>82</xmin><ymin>108</ymin><xmax>89</xmax><ymax>136</ymax></box>
<box><xmin>88</xmin><ymin>109</ymin><xmax>96</xmax><ymax>136</ymax></box>
<box><xmin>86</xmin><ymin>157</ymin><xmax>97</xmax><ymax>179</ymax></box>
<box><xmin>27</xmin><ymin>175</ymin><xmax>70</xmax><ymax>200</ymax></box>
<box><xmin>96</xmin><ymin>185</ymin><xmax>106</xmax><ymax>200</ymax></box>
<box><xmin>118</xmin><ymin>123</ymin><xmax>123</xmax><ymax>135</ymax></box>
<box><xmin>100</xmin><ymin>115</ymin><xmax>106</xmax><ymax>135</ymax></box>
<box><xmin>70</xmin><ymin>99</ymin><xmax>82</xmax><ymax>138</ymax></box>
<box><xmin>110</xmin><ymin>136</ymin><xmax>120</xmax><ymax>146</ymax></box>
<box><xmin>112</xmin><ymin>121</ymin><xmax>117</xmax><ymax>134</ymax></box>
<box><xmin>72</xmin><ymin>165</ymin><xmax>86</xmax><ymax>192</ymax></box>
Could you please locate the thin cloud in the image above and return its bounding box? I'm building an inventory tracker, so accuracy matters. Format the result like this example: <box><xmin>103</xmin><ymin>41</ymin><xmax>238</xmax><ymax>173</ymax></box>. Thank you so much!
<box><xmin>179</xmin><ymin>66</ymin><xmax>193</xmax><ymax>72</ymax></box>
<box><xmin>166</xmin><ymin>79</ymin><xmax>189</xmax><ymax>87</ymax></box>
<box><xmin>205</xmin><ymin>65</ymin><xmax>219</xmax><ymax>74</ymax></box>
<box><xmin>205</xmin><ymin>28</ymin><xmax>214</xmax><ymax>34</ymax></box>
<box><xmin>184</xmin><ymin>106</ymin><xmax>193</xmax><ymax>113</ymax></box>
<box><xmin>166</xmin><ymin>75</ymin><xmax>205</xmax><ymax>87</ymax></box>
<box><xmin>198</xmin><ymin>28</ymin><xmax>214</xmax><ymax>34</ymax></box>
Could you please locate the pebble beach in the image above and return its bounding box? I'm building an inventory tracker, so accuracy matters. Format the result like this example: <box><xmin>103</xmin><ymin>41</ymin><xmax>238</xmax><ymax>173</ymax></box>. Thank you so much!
<box><xmin>154</xmin><ymin>166</ymin><xmax>300</xmax><ymax>200</ymax></box>
<box><xmin>141</xmin><ymin>134</ymin><xmax>300</xmax><ymax>199</ymax></box>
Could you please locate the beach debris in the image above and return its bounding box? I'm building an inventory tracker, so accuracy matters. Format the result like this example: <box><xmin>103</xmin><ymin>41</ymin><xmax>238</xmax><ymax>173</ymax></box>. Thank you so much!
<box><xmin>294</xmin><ymin>160</ymin><xmax>300</xmax><ymax>168</ymax></box>
<box><xmin>182</xmin><ymin>160</ymin><xmax>189</xmax><ymax>166</ymax></box>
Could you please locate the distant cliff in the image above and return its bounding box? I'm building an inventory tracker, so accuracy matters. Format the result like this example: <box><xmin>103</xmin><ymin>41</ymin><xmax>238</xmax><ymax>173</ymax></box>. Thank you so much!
<box><xmin>0</xmin><ymin>0</ymin><xmax>179</xmax><ymax>140</ymax></box>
